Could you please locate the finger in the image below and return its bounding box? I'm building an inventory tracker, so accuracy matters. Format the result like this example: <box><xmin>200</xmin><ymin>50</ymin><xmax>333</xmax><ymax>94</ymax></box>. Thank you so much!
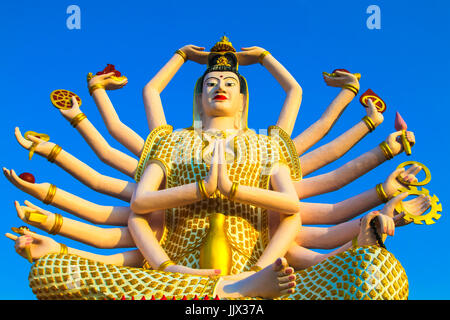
<box><xmin>14</xmin><ymin>200</ymin><xmax>26</xmax><ymax>221</ymax></box>
<box><xmin>383</xmin><ymin>192</ymin><xmax>409</xmax><ymax>217</ymax></box>
<box><xmin>97</xmin><ymin>72</ymin><xmax>115</xmax><ymax>80</ymax></box>
<box><xmin>367</xmin><ymin>98</ymin><xmax>377</xmax><ymax>113</ymax></box>
<box><xmin>5</xmin><ymin>233</ymin><xmax>18</xmax><ymax>241</ymax></box>
<box><xmin>388</xmin><ymin>168</ymin><xmax>405</xmax><ymax>181</ymax></box>
<box><xmin>377</xmin><ymin>215</ymin><xmax>387</xmax><ymax>234</ymax></box>
<box><xmin>14</xmin><ymin>127</ymin><xmax>31</xmax><ymax>148</ymax></box>
<box><xmin>192</xmin><ymin>46</ymin><xmax>205</xmax><ymax>51</ymax></box>
<box><xmin>393</xmin><ymin>211</ymin><xmax>405</xmax><ymax>222</ymax></box>
<box><xmin>405</xmin><ymin>164</ymin><xmax>422</xmax><ymax>176</ymax></box>
<box><xmin>22</xmin><ymin>229</ymin><xmax>45</xmax><ymax>241</ymax></box>
<box><xmin>406</xmin><ymin>131</ymin><xmax>415</xmax><ymax>145</ymax></box>
<box><xmin>71</xmin><ymin>96</ymin><xmax>79</xmax><ymax>108</ymax></box>
<box><xmin>388</xmin><ymin>218</ymin><xmax>395</xmax><ymax>236</ymax></box>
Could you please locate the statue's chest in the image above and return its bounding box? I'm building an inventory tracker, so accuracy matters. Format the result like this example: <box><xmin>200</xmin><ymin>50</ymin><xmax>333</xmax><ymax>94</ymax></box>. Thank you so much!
<box><xmin>168</xmin><ymin>133</ymin><xmax>265</xmax><ymax>188</ymax></box>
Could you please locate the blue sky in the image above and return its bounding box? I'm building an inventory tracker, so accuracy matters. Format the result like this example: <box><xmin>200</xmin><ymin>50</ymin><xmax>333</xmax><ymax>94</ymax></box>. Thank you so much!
<box><xmin>0</xmin><ymin>0</ymin><xmax>448</xmax><ymax>299</ymax></box>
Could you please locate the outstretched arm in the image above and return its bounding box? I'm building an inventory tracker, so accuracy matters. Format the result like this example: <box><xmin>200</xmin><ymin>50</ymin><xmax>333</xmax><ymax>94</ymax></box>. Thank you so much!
<box><xmin>3</xmin><ymin>168</ymin><xmax>130</xmax><ymax>225</ymax></box>
<box><xmin>14</xmin><ymin>201</ymin><xmax>135</xmax><ymax>249</ymax></box>
<box><xmin>300</xmin><ymin>99</ymin><xmax>384</xmax><ymax>176</ymax></box>
<box><xmin>292</xmin><ymin>71</ymin><xmax>360</xmax><ymax>155</ymax></box>
<box><xmin>237</xmin><ymin>47</ymin><xmax>302</xmax><ymax>136</ymax></box>
<box><xmin>6</xmin><ymin>229</ymin><xmax>144</xmax><ymax>267</ymax></box>
<box><xmin>295</xmin><ymin>130</ymin><xmax>415</xmax><ymax>199</ymax></box>
<box><xmin>59</xmin><ymin>97</ymin><xmax>138</xmax><ymax>177</ymax></box>
<box><xmin>131</xmin><ymin>140</ymin><xmax>219</xmax><ymax>214</ymax></box>
<box><xmin>14</xmin><ymin>130</ymin><xmax>135</xmax><ymax>202</ymax></box>
<box><xmin>143</xmin><ymin>45</ymin><xmax>209</xmax><ymax>131</ymax></box>
<box><xmin>89</xmin><ymin>72</ymin><xmax>145</xmax><ymax>156</ymax></box>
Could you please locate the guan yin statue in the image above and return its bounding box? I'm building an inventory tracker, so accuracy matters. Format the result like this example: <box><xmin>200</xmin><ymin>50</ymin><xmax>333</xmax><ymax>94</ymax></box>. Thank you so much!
<box><xmin>4</xmin><ymin>36</ymin><xmax>442</xmax><ymax>300</ymax></box>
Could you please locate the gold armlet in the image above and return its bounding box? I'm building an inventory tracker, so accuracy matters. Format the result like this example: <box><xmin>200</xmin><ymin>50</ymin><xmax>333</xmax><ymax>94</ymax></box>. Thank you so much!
<box><xmin>197</xmin><ymin>178</ymin><xmax>210</xmax><ymax>199</ymax></box>
<box><xmin>49</xmin><ymin>213</ymin><xmax>63</xmax><ymax>235</ymax></box>
<box><xmin>362</xmin><ymin>116</ymin><xmax>376</xmax><ymax>132</ymax></box>
<box><xmin>88</xmin><ymin>83</ymin><xmax>105</xmax><ymax>96</ymax></box>
<box><xmin>175</xmin><ymin>49</ymin><xmax>187</xmax><ymax>63</ymax></box>
<box><xmin>228</xmin><ymin>182</ymin><xmax>239</xmax><ymax>200</ymax></box>
<box><xmin>47</xmin><ymin>145</ymin><xmax>62</xmax><ymax>163</ymax></box>
<box><xmin>250</xmin><ymin>265</ymin><xmax>262</xmax><ymax>272</ymax></box>
<box><xmin>342</xmin><ymin>84</ymin><xmax>359</xmax><ymax>96</ymax></box>
<box><xmin>379</xmin><ymin>141</ymin><xmax>394</xmax><ymax>160</ymax></box>
<box><xmin>158</xmin><ymin>260</ymin><xmax>176</xmax><ymax>271</ymax></box>
<box><xmin>258</xmin><ymin>51</ymin><xmax>271</xmax><ymax>65</ymax></box>
<box><xmin>43</xmin><ymin>184</ymin><xmax>57</xmax><ymax>205</ymax></box>
<box><xmin>59</xmin><ymin>243</ymin><xmax>68</xmax><ymax>255</ymax></box>
<box><xmin>70</xmin><ymin>113</ymin><xmax>87</xmax><ymax>128</ymax></box>
<box><xmin>375</xmin><ymin>183</ymin><xmax>389</xmax><ymax>203</ymax></box>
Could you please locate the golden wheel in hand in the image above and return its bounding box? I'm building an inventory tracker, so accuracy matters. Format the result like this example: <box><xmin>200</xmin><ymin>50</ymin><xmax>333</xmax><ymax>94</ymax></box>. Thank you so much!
<box><xmin>50</xmin><ymin>89</ymin><xmax>82</xmax><ymax>110</ymax></box>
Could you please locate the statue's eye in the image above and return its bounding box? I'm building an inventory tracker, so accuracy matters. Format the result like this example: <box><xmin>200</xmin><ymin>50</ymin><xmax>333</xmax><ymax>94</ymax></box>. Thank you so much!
<box><xmin>225</xmin><ymin>81</ymin><xmax>236</xmax><ymax>87</ymax></box>
<box><xmin>206</xmin><ymin>82</ymin><xmax>217</xmax><ymax>87</ymax></box>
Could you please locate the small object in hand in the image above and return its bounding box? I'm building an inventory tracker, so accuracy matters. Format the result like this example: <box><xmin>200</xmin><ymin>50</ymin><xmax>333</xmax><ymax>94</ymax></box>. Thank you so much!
<box><xmin>322</xmin><ymin>68</ymin><xmax>361</xmax><ymax>80</ymax></box>
<box><xmin>359</xmin><ymin>89</ymin><xmax>387</xmax><ymax>113</ymax></box>
<box><xmin>19</xmin><ymin>172</ymin><xmax>35</xmax><ymax>184</ymax></box>
<box><xmin>50</xmin><ymin>89</ymin><xmax>82</xmax><ymax>110</ymax></box>
<box><xmin>11</xmin><ymin>226</ymin><xmax>33</xmax><ymax>262</ymax></box>
<box><xmin>95</xmin><ymin>64</ymin><xmax>128</xmax><ymax>83</ymax></box>
<box><xmin>25</xmin><ymin>210</ymin><xmax>48</xmax><ymax>224</ymax></box>
<box><xmin>395</xmin><ymin>112</ymin><xmax>412</xmax><ymax>156</ymax></box>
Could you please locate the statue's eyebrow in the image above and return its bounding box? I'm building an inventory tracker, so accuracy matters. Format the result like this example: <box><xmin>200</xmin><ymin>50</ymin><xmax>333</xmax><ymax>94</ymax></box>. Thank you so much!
<box><xmin>224</xmin><ymin>76</ymin><xmax>238</xmax><ymax>82</ymax></box>
<box><xmin>204</xmin><ymin>76</ymin><xmax>220</xmax><ymax>82</ymax></box>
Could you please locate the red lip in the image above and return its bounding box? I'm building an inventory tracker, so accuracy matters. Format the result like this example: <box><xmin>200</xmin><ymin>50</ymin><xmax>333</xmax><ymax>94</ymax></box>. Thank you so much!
<box><xmin>213</xmin><ymin>95</ymin><xmax>227</xmax><ymax>100</ymax></box>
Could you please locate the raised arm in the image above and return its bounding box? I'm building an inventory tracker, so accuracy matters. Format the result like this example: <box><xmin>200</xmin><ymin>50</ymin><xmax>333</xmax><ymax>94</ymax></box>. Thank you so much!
<box><xmin>14</xmin><ymin>129</ymin><xmax>135</xmax><ymax>202</ymax></box>
<box><xmin>143</xmin><ymin>45</ymin><xmax>209</xmax><ymax>131</ymax></box>
<box><xmin>58</xmin><ymin>97</ymin><xmax>138</xmax><ymax>177</ymax></box>
<box><xmin>292</xmin><ymin>71</ymin><xmax>360</xmax><ymax>155</ymax></box>
<box><xmin>295</xmin><ymin>130</ymin><xmax>415</xmax><ymax>199</ymax></box>
<box><xmin>237</xmin><ymin>47</ymin><xmax>302</xmax><ymax>136</ymax></box>
<box><xmin>300</xmin><ymin>99</ymin><xmax>384</xmax><ymax>176</ymax></box>
<box><xmin>88</xmin><ymin>72</ymin><xmax>145</xmax><ymax>156</ymax></box>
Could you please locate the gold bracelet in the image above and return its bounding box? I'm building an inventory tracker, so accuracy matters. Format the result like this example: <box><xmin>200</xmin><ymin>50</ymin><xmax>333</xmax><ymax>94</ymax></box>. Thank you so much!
<box><xmin>362</xmin><ymin>116</ymin><xmax>376</xmax><ymax>132</ymax></box>
<box><xmin>376</xmin><ymin>183</ymin><xmax>389</xmax><ymax>203</ymax></box>
<box><xmin>59</xmin><ymin>243</ymin><xmax>68</xmax><ymax>255</ymax></box>
<box><xmin>228</xmin><ymin>182</ymin><xmax>239</xmax><ymax>200</ymax></box>
<box><xmin>49</xmin><ymin>213</ymin><xmax>63</xmax><ymax>235</ymax></box>
<box><xmin>258</xmin><ymin>51</ymin><xmax>271</xmax><ymax>65</ymax></box>
<box><xmin>70</xmin><ymin>113</ymin><xmax>87</xmax><ymax>128</ymax></box>
<box><xmin>158</xmin><ymin>260</ymin><xmax>176</xmax><ymax>271</ymax></box>
<box><xmin>352</xmin><ymin>236</ymin><xmax>358</xmax><ymax>249</ymax></box>
<box><xmin>43</xmin><ymin>184</ymin><xmax>57</xmax><ymax>205</ymax></box>
<box><xmin>175</xmin><ymin>49</ymin><xmax>187</xmax><ymax>62</ymax></box>
<box><xmin>197</xmin><ymin>178</ymin><xmax>209</xmax><ymax>199</ymax></box>
<box><xmin>342</xmin><ymin>84</ymin><xmax>359</xmax><ymax>96</ymax></box>
<box><xmin>250</xmin><ymin>265</ymin><xmax>262</xmax><ymax>272</ymax></box>
<box><xmin>88</xmin><ymin>83</ymin><xmax>105</xmax><ymax>96</ymax></box>
<box><xmin>47</xmin><ymin>144</ymin><xmax>62</xmax><ymax>163</ymax></box>
<box><xmin>379</xmin><ymin>142</ymin><xmax>394</xmax><ymax>160</ymax></box>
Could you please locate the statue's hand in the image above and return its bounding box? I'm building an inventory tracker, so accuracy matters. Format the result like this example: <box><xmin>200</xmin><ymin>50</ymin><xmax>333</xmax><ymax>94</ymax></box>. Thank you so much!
<box><xmin>3</xmin><ymin>167</ymin><xmax>52</xmax><ymax>200</ymax></box>
<box><xmin>385</xmin><ymin>130</ymin><xmax>415</xmax><ymax>156</ymax></box>
<box><xmin>59</xmin><ymin>96</ymin><xmax>82</xmax><ymax>121</ymax></box>
<box><xmin>217</xmin><ymin>140</ymin><xmax>232</xmax><ymax>196</ymax></box>
<box><xmin>366</xmin><ymin>98</ymin><xmax>384</xmax><ymax>127</ymax></box>
<box><xmin>14</xmin><ymin>200</ymin><xmax>56</xmax><ymax>233</ymax></box>
<box><xmin>15</xmin><ymin>127</ymin><xmax>55</xmax><ymax>157</ymax></box>
<box><xmin>180</xmin><ymin>45</ymin><xmax>208</xmax><ymax>64</ymax></box>
<box><xmin>394</xmin><ymin>194</ymin><xmax>431</xmax><ymax>227</ymax></box>
<box><xmin>323</xmin><ymin>70</ymin><xmax>360</xmax><ymax>89</ymax></box>
<box><xmin>382</xmin><ymin>164</ymin><xmax>422</xmax><ymax>197</ymax></box>
<box><xmin>204</xmin><ymin>140</ymin><xmax>219</xmax><ymax>196</ymax></box>
<box><xmin>236</xmin><ymin>46</ymin><xmax>266</xmax><ymax>66</ymax></box>
<box><xmin>5</xmin><ymin>228</ymin><xmax>60</xmax><ymax>262</ymax></box>
<box><xmin>88</xmin><ymin>72</ymin><xmax>128</xmax><ymax>91</ymax></box>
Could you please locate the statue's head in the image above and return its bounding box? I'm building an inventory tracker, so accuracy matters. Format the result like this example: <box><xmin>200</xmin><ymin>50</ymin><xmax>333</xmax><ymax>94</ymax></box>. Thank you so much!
<box><xmin>193</xmin><ymin>36</ymin><xmax>249</xmax><ymax>130</ymax></box>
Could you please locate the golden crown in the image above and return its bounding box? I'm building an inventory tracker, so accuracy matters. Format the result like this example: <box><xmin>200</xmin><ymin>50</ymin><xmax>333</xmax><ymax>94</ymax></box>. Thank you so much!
<box><xmin>210</xmin><ymin>35</ymin><xmax>236</xmax><ymax>53</ymax></box>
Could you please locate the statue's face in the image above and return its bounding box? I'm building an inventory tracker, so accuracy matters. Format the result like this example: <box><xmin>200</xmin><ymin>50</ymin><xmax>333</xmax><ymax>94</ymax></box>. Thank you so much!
<box><xmin>201</xmin><ymin>71</ymin><xmax>244</xmax><ymax>119</ymax></box>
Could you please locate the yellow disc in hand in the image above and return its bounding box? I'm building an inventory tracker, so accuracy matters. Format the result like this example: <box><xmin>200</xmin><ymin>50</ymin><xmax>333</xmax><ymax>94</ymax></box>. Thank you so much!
<box><xmin>50</xmin><ymin>89</ymin><xmax>82</xmax><ymax>110</ymax></box>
